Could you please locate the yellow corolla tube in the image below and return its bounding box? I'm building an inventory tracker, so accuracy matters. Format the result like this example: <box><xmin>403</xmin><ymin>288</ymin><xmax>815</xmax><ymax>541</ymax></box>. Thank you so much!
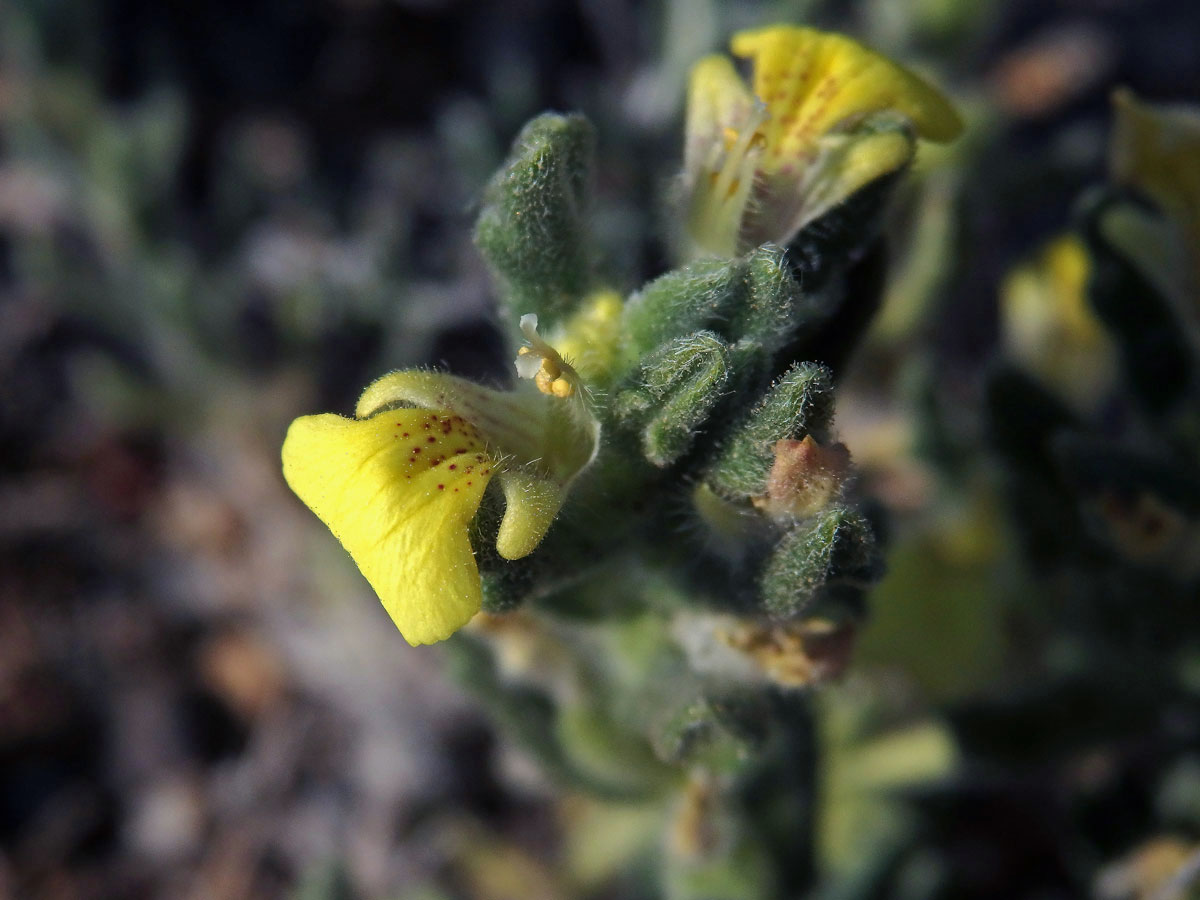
<box><xmin>683</xmin><ymin>25</ymin><xmax>963</xmax><ymax>258</ymax></box>
<box><xmin>283</xmin><ymin>323</ymin><xmax>600</xmax><ymax>646</ymax></box>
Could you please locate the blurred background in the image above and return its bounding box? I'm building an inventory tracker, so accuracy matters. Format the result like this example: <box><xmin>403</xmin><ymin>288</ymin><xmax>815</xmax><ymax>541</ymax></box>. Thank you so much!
<box><xmin>3</xmin><ymin>0</ymin><xmax>1200</xmax><ymax>897</ymax></box>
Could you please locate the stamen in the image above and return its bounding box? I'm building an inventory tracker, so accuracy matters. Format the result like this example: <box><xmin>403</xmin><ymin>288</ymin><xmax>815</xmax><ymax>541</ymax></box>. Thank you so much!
<box><xmin>514</xmin><ymin>313</ymin><xmax>581</xmax><ymax>398</ymax></box>
<box><xmin>709</xmin><ymin>98</ymin><xmax>769</xmax><ymax>210</ymax></box>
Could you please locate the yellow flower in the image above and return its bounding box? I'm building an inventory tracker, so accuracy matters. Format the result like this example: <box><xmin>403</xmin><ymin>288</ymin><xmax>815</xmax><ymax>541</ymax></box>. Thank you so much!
<box><xmin>1000</xmin><ymin>234</ymin><xmax>1116</xmax><ymax>411</ymax></box>
<box><xmin>282</xmin><ymin>322</ymin><xmax>599</xmax><ymax>646</ymax></box>
<box><xmin>683</xmin><ymin>25</ymin><xmax>963</xmax><ymax>257</ymax></box>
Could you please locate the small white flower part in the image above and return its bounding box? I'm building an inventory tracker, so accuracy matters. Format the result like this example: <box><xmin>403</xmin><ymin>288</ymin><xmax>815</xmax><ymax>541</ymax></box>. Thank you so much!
<box><xmin>519</xmin><ymin>313</ymin><xmax>541</xmax><ymax>338</ymax></box>
<box><xmin>514</xmin><ymin>348</ymin><xmax>544</xmax><ymax>379</ymax></box>
<box><xmin>514</xmin><ymin>312</ymin><xmax>580</xmax><ymax>398</ymax></box>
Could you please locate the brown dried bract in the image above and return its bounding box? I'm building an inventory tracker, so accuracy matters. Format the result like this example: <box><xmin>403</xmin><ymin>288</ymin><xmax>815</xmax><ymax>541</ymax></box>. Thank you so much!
<box><xmin>718</xmin><ymin>618</ymin><xmax>856</xmax><ymax>688</ymax></box>
<box><xmin>753</xmin><ymin>435</ymin><xmax>851</xmax><ymax>520</ymax></box>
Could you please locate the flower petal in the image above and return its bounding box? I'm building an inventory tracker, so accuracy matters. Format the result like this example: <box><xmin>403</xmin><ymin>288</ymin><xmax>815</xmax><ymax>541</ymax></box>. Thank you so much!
<box><xmin>495</xmin><ymin>470</ymin><xmax>565</xmax><ymax>560</ymax></box>
<box><xmin>282</xmin><ymin>409</ymin><xmax>496</xmax><ymax>645</ymax></box>
<box><xmin>684</xmin><ymin>55</ymin><xmax>757</xmax><ymax>176</ymax></box>
<box><xmin>1000</xmin><ymin>234</ymin><xmax>1116</xmax><ymax>411</ymax></box>
<box><xmin>356</xmin><ymin>370</ymin><xmax>549</xmax><ymax>465</ymax></box>
<box><xmin>684</xmin><ymin>55</ymin><xmax>767</xmax><ymax>257</ymax></box>
<box><xmin>745</xmin><ymin>124</ymin><xmax>914</xmax><ymax>248</ymax></box>
<box><xmin>356</xmin><ymin>368</ymin><xmax>599</xmax><ymax>487</ymax></box>
<box><xmin>730</xmin><ymin>25</ymin><xmax>963</xmax><ymax>163</ymax></box>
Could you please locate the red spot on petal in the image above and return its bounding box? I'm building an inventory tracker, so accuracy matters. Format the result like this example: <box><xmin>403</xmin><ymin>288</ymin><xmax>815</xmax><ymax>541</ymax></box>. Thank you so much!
<box><xmin>427</xmin><ymin>436</ymin><xmax>437</xmax><ymax>443</ymax></box>
<box><xmin>448</xmin><ymin>464</ymin><xmax>457</xmax><ymax>470</ymax></box>
<box><xmin>437</xmin><ymin>484</ymin><xmax>445</xmax><ymax>490</ymax></box>
<box><xmin>402</xmin><ymin>432</ymin><xmax>410</xmax><ymax>438</ymax></box>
